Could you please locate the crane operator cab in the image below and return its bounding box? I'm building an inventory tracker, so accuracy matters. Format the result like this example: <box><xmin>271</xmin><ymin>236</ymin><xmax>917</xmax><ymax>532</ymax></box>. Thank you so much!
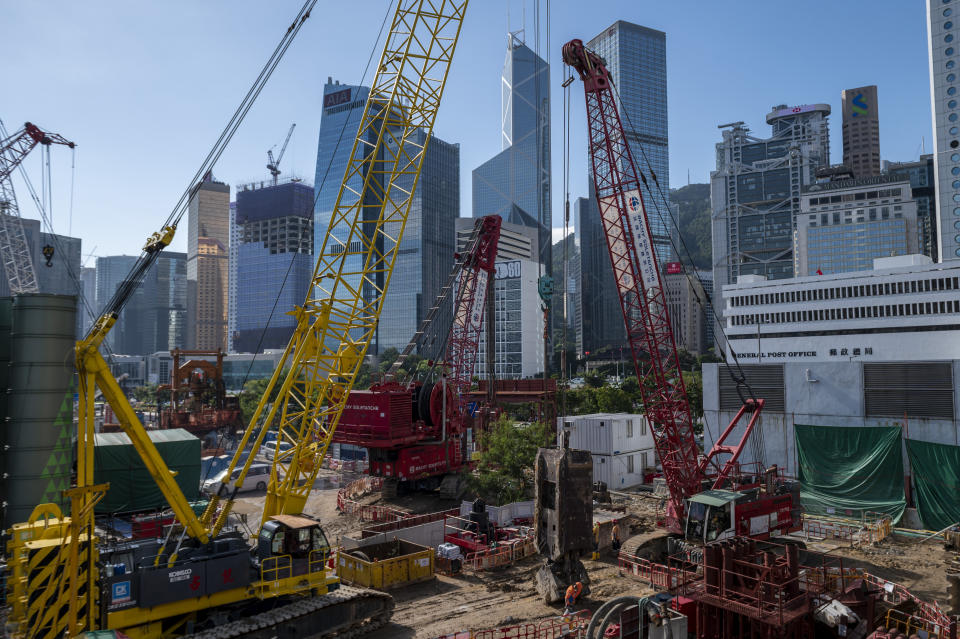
<box><xmin>258</xmin><ymin>515</ymin><xmax>332</xmax><ymax>579</ymax></box>
<box><xmin>684</xmin><ymin>490</ymin><xmax>740</xmax><ymax>544</ymax></box>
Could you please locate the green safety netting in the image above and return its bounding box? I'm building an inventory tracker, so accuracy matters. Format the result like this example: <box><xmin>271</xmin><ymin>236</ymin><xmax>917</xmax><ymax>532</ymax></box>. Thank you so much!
<box><xmin>795</xmin><ymin>424</ymin><xmax>905</xmax><ymax>523</ymax></box>
<box><xmin>905</xmin><ymin>439</ymin><xmax>960</xmax><ymax>531</ymax></box>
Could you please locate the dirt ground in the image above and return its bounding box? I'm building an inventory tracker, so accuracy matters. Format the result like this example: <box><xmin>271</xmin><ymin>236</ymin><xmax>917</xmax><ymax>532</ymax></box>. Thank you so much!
<box><xmin>232</xmin><ymin>475</ymin><xmax>956</xmax><ymax>638</ymax></box>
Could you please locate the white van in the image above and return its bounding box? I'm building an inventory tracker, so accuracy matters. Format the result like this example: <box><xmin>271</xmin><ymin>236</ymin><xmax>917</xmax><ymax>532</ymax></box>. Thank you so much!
<box><xmin>202</xmin><ymin>463</ymin><xmax>272</xmax><ymax>495</ymax></box>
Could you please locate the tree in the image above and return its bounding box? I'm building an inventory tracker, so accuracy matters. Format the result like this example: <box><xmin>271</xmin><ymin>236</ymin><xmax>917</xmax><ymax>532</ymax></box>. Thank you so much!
<box><xmin>378</xmin><ymin>347</ymin><xmax>400</xmax><ymax>374</ymax></box>
<box><xmin>682</xmin><ymin>371</ymin><xmax>704</xmax><ymax>435</ymax></box>
<box><xmin>132</xmin><ymin>383</ymin><xmax>159</xmax><ymax>404</ymax></box>
<box><xmin>584</xmin><ymin>370</ymin><xmax>606</xmax><ymax>388</ymax></box>
<box><xmin>467</xmin><ymin>417</ymin><xmax>553</xmax><ymax>504</ymax></box>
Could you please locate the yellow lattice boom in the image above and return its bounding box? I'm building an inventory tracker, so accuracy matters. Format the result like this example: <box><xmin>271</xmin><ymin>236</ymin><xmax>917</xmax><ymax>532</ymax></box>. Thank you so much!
<box><xmin>206</xmin><ymin>0</ymin><xmax>469</xmax><ymax>534</ymax></box>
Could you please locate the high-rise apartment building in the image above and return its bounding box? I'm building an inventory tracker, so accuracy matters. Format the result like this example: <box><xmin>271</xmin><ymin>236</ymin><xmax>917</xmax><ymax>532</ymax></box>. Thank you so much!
<box><xmin>886</xmin><ymin>155</ymin><xmax>937</xmax><ymax>260</ymax></box>
<box><xmin>472</xmin><ymin>33</ymin><xmax>551</xmax><ymax>276</ymax></box>
<box><xmin>841</xmin><ymin>85</ymin><xmax>881</xmax><ymax>178</ymax></box>
<box><xmin>186</xmin><ymin>177</ymin><xmax>230</xmax><ymax>350</ymax></box>
<box><xmin>233</xmin><ymin>180</ymin><xmax>314</xmax><ymax>353</ymax></box>
<box><xmin>312</xmin><ymin>78</ymin><xmax>459</xmax><ymax>355</ymax></box>
<box><xmin>711</xmin><ymin>105</ymin><xmax>831</xmax><ymax>284</ymax></box>
<box><xmin>455</xmin><ymin>218</ymin><xmax>544</xmax><ymax>379</ymax></box>
<box><xmin>588</xmin><ymin>21</ymin><xmax>672</xmax><ymax>263</ymax></box>
<box><xmin>926</xmin><ymin>0</ymin><xmax>960</xmax><ymax>260</ymax></box>
<box><xmin>796</xmin><ymin>175</ymin><xmax>918</xmax><ymax>277</ymax></box>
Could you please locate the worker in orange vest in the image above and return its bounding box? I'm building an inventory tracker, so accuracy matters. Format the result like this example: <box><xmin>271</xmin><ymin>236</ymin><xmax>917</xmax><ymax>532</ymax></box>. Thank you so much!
<box><xmin>564</xmin><ymin>581</ymin><xmax>583</xmax><ymax>614</ymax></box>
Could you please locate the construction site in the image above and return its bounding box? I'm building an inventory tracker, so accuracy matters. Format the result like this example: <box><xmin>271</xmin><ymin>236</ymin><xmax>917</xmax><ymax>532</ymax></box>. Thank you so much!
<box><xmin>3</xmin><ymin>1</ymin><xmax>960</xmax><ymax>639</ymax></box>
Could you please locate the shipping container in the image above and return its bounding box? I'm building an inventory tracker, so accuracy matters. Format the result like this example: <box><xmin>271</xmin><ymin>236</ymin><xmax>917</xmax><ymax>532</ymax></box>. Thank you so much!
<box><xmin>591</xmin><ymin>451</ymin><xmax>652</xmax><ymax>489</ymax></box>
<box><xmin>558</xmin><ymin>413</ymin><xmax>653</xmax><ymax>456</ymax></box>
<box><xmin>94</xmin><ymin>429</ymin><xmax>201</xmax><ymax>513</ymax></box>
<box><xmin>337</xmin><ymin>539</ymin><xmax>434</xmax><ymax>590</ymax></box>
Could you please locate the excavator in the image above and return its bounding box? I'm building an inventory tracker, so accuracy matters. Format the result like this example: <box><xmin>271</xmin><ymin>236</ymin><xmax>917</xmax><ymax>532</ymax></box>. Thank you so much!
<box><xmin>334</xmin><ymin>214</ymin><xmax>501</xmax><ymax>496</ymax></box>
<box><xmin>4</xmin><ymin>2</ymin><xmax>469</xmax><ymax>637</ymax></box>
<box><xmin>561</xmin><ymin>38</ymin><xmax>800</xmax><ymax>550</ymax></box>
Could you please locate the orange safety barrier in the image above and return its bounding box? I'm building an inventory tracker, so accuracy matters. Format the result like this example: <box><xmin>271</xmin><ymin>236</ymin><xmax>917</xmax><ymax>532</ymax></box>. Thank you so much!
<box><xmin>462</xmin><ymin>532</ymin><xmax>537</xmax><ymax>572</ymax></box>
<box><xmin>467</xmin><ymin>611</ymin><xmax>590</xmax><ymax>639</ymax></box>
<box><xmin>617</xmin><ymin>552</ymin><xmax>698</xmax><ymax>590</ymax></box>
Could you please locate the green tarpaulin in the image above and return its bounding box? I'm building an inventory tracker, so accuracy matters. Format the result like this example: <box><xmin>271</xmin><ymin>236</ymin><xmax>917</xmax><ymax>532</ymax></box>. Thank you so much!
<box><xmin>795</xmin><ymin>424</ymin><xmax>905</xmax><ymax>523</ymax></box>
<box><xmin>94</xmin><ymin>428</ymin><xmax>200</xmax><ymax>514</ymax></box>
<box><xmin>905</xmin><ymin>439</ymin><xmax>960</xmax><ymax>531</ymax></box>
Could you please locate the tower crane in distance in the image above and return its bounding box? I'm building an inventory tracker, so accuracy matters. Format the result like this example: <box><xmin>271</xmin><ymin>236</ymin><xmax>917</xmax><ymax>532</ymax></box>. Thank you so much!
<box><xmin>5</xmin><ymin>2</ymin><xmax>470</xmax><ymax>638</ymax></box>
<box><xmin>266</xmin><ymin>122</ymin><xmax>295</xmax><ymax>185</ymax></box>
<box><xmin>562</xmin><ymin>39</ymin><xmax>799</xmax><ymax>546</ymax></box>
<box><xmin>0</xmin><ymin>120</ymin><xmax>75</xmax><ymax>294</ymax></box>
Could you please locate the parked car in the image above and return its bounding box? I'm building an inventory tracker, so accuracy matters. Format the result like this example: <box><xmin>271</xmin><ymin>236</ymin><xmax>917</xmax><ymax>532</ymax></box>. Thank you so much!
<box><xmin>264</xmin><ymin>441</ymin><xmax>294</xmax><ymax>462</ymax></box>
<box><xmin>202</xmin><ymin>463</ymin><xmax>272</xmax><ymax>495</ymax></box>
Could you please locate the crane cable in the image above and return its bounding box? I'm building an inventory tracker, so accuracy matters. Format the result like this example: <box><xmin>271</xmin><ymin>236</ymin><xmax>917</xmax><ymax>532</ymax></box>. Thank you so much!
<box><xmin>603</xmin><ymin>71</ymin><xmax>756</xmax><ymax>402</ymax></box>
<box><xmin>601</xmin><ymin>64</ymin><xmax>767</xmax><ymax>468</ymax></box>
<box><xmin>202</xmin><ymin>0</ymin><xmax>400</xmax><ymax>486</ymax></box>
<box><xmin>97</xmin><ymin>0</ymin><xmax>319</xmax><ymax>330</ymax></box>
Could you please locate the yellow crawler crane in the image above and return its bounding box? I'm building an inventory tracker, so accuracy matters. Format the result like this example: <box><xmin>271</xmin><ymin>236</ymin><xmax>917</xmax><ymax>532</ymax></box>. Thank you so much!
<box><xmin>5</xmin><ymin>2</ymin><xmax>468</xmax><ymax>637</ymax></box>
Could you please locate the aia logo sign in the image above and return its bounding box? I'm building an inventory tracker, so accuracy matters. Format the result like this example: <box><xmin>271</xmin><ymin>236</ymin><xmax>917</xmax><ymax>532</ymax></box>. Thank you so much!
<box><xmin>629</xmin><ymin>195</ymin><xmax>640</xmax><ymax>212</ymax></box>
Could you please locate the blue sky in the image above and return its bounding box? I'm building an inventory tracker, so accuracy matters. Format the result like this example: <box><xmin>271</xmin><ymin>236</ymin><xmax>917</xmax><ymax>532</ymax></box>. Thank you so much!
<box><xmin>2</xmin><ymin>0</ymin><xmax>933</xmax><ymax>259</ymax></box>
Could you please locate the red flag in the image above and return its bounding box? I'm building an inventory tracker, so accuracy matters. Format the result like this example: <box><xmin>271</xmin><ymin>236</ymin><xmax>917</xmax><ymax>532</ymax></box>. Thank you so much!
<box><xmin>816</xmin><ymin>268</ymin><xmax>823</xmax><ymax>276</ymax></box>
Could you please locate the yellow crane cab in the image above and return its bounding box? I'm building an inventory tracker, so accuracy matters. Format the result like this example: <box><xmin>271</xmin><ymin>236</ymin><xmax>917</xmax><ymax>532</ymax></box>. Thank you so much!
<box><xmin>257</xmin><ymin>515</ymin><xmax>332</xmax><ymax>580</ymax></box>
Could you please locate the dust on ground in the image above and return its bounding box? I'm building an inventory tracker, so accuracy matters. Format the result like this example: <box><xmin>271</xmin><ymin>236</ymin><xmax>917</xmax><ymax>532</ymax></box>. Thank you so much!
<box><xmin>234</xmin><ymin>479</ymin><xmax>955</xmax><ymax>638</ymax></box>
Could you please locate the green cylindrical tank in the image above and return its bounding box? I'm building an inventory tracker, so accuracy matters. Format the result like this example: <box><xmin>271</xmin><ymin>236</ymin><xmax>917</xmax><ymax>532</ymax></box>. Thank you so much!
<box><xmin>0</xmin><ymin>297</ymin><xmax>13</xmax><ymax>520</ymax></box>
<box><xmin>5</xmin><ymin>294</ymin><xmax>77</xmax><ymax>528</ymax></box>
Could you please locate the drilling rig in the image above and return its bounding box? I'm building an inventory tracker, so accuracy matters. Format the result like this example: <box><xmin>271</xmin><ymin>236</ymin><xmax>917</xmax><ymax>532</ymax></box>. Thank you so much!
<box><xmin>334</xmin><ymin>214</ymin><xmax>502</xmax><ymax>496</ymax></box>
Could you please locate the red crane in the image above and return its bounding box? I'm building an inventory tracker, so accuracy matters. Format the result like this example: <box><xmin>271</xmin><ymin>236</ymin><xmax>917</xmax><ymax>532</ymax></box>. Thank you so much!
<box><xmin>563</xmin><ymin>40</ymin><xmax>794</xmax><ymax>541</ymax></box>
<box><xmin>0</xmin><ymin>121</ymin><xmax>75</xmax><ymax>294</ymax></box>
<box><xmin>334</xmin><ymin>215</ymin><xmax>502</xmax><ymax>493</ymax></box>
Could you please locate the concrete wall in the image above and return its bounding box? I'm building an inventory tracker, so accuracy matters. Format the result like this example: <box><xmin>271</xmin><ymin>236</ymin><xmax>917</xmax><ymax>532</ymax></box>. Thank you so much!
<box><xmin>342</xmin><ymin>518</ymin><xmax>456</xmax><ymax>551</ymax></box>
<box><xmin>703</xmin><ymin>361</ymin><xmax>960</xmax><ymax>477</ymax></box>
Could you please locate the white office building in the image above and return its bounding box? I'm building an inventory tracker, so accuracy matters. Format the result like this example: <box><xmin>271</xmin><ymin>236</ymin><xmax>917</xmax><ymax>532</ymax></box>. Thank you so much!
<box><xmin>723</xmin><ymin>254</ymin><xmax>960</xmax><ymax>363</ymax></box>
<box><xmin>797</xmin><ymin>175</ymin><xmax>919</xmax><ymax>277</ymax></box>
<box><xmin>926</xmin><ymin>0</ymin><xmax>960</xmax><ymax>260</ymax></box>
<box><xmin>455</xmin><ymin>219</ymin><xmax>544</xmax><ymax>379</ymax></box>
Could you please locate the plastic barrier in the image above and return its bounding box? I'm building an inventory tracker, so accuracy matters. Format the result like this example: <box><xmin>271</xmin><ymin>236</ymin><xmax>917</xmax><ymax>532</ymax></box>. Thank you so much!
<box><xmin>801</xmin><ymin>511</ymin><xmax>892</xmax><ymax>547</ymax></box>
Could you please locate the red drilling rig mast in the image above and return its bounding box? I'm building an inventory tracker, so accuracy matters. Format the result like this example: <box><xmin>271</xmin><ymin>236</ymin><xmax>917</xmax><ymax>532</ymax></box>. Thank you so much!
<box><xmin>334</xmin><ymin>215</ymin><xmax>502</xmax><ymax>492</ymax></box>
<box><xmin>563</xmin><ymin>40</ymin><xmax>795</xmax><ymax>540</ymax></box>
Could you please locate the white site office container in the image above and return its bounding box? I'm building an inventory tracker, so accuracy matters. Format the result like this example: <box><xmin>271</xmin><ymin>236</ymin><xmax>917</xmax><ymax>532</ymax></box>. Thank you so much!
<box><xmin>557</xmin><ymin>413</ymin><xmax>653</xmax><ymax>456</ymax></box>
<box><xmin>591</xmin><ymin>451</ymin><xmax>651</xmax><ymax>489</ymax></box>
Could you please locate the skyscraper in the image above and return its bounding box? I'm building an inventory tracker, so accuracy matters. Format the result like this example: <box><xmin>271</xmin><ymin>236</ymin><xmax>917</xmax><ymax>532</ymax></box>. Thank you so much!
<box><xmin>312</xmin><ymin>78</ymin><xmax>459</xmax><ymax>355</ymax></box>
<box><xmin>455</xmin><ymin>218</ymin><xmax>544</xmax><ymax>379</ymax></box>
<box><xmin>234</xmin><ymin>180</ymin><xmax>314</xmax><ymax>353</ymax></box>
<box><xmin>376</xmin><ymin>131</ymin><xmax>459</xmax><ymax>354</ymax></box>
<box><xmin>80</xmin><ymin>266</ymin><xmax>96</xmax><ymax>335</ymax></box>
<box><xmin>186</xmin><ymin>177</ymin><xmax>230</xmax><ymax>350</ymax></box>
<box><xmin>95</xmin><ymin>255</ymin><xmax>137</xmax><ymax>351</ymax></box>
<box><xmin>711</xmin><ymin>105</ymin><xmax>831</xmax><ymax>287</ymax></box>
<box><xmin>96</xmin><ymin>252</ymin><xmax>186</xmax><ymax>355</ymax></box>
<box><xmin>313</xmin><ymin>79</ymin><xmax>373</xmax><ymax>296</ymax></box>
<box><xmin>926</xmin><ymin>0</ymin><xmax>960</xmax><ymax>260</ymax></box>
<box><xmin>575</xmin><ymin>195</ymin><xmax>625</xmax><ymax>356</ymax></box>
<box><xmin>841</xmin><ymin>85</ymin><xmax>881</xmax><ymax>178</ymax></box>
<box><xmin>472</xmin><ymin>33</ymin><xmax>551</xmax><ymax>275</ymax></box>
<box><xmin>227</xmin><ymin>201</ymin><xmax>239</xmax><ymax>352</ymax></box>
<box><xmin>886</xmin><ymin>155</ymin><xmax>937</xmax><ymax>260</ymax></box>
<box><xmin>587</xmin><ymin>20</ymin><xmax>672</xmax><ymax>263</ymax></box>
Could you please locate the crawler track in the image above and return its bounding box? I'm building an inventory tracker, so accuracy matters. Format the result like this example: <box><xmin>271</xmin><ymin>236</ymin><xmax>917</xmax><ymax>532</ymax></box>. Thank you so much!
<box><xmin>187</xmin><ymin>586</ymin><xmax>394</xmax><ymax>639</ymax></box>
